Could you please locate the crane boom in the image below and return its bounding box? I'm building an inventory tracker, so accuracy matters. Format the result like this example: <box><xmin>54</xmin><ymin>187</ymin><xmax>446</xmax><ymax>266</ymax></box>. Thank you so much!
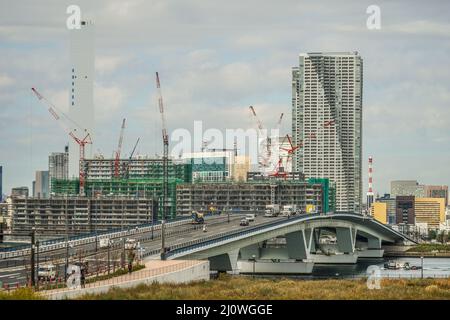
<box><xmin>114</xmin><ymin>118</ymin><xmax>126</xmax><ymax>178</ymax></box>
<box><xmin>129</xmin><ymin>137</ymin><xmax>140</xmax><ymax>160</ymax></box>
<box><xmin>31</xmin><ymin>87</ymin><xmax>92</xmax><ymax>196</ymax></box>
<box><xmin>31</xmin><ymin>87</ymin><xmax>82</xmax><ymax>139</ymax></box>
<box><xmin>276</xmin><ymin>113</ymin><xmax>284</xmax><ymax>127</ymax></box>
<box><xmin>249</xmin><ymin>105</ymin><xmax>272</xmax><ymax>171</ymax></box>
<box><xmin>249</xmin><ymin>106</ymin><xmax>264</xmax><ymax>133</ymax></box>
<box><xmin>156</xmin><ymin>72</ymin><xmax>169</xmax><ymax>259</ymax></box>
<box><xmin>156</xmin><ymin>72</ymin><xmax>169</xmax><ymax>146</ymax></box>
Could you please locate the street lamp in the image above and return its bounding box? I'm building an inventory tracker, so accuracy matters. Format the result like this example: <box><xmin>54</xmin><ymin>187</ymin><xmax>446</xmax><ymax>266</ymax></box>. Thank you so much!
<box><xmin>252</xmin><ymin>254</ymin><xmax>256</xmax><ymax>278</ymax></box>
<box><xmin>36</xmin><ymin>240</ymin><xmax>40</xmax><ymax>290</ymax></box>
<box><xmin>30</xmin><ymin>227</ymin><xmax>36</xmax><ymax>288</ymax></box>
<box><xmin>421</xmin><ymin>256</ymin><xmax>424</xmax><ymax>279</ymax></box>
<box><xmin>107</xmin><ymin>239</ymin><xmax>113</xmax><ymax>275</ymax></box>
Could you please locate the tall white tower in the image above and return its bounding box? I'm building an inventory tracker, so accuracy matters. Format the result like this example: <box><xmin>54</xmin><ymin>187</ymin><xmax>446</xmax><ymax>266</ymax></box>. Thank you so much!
<box><xmin>292</xmin><ymin>52</ymin><xmax>363</xmax><ymax>213</ymax></box>
<box><xmin>68</xmin><ymin>20</ymin><xmax>95</xmax><ymax>179</ymax></box>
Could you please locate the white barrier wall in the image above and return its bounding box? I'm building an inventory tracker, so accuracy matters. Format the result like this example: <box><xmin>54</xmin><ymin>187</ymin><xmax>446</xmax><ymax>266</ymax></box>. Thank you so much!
<box><xmin>44</xmin><ymin>260</ymin><xmax>210</xmax><ymax>300</ymax></box>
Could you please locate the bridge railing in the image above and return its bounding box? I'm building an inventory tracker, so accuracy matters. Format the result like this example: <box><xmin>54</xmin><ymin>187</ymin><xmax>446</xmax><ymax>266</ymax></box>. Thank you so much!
<box><xmin>165</xmin><ymin>214</ymin><xmax>314</xmax><ymax>259</ymax></box>
<box><xmin>0</xmin><ymin>216</ymin><xmax>192</xmax><ymax>259</ymax></box>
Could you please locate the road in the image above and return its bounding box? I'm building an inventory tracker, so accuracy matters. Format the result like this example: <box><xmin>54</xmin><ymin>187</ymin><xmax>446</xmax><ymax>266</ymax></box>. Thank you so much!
<box><xmin>0</xmin><ymin>214</ymin><xmax>285</xmax><ymax>287</ymax></box>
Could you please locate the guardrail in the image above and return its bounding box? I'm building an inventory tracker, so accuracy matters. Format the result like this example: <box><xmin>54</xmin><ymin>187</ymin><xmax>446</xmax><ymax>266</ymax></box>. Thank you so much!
<box><xmin>38</xmin><ymin>260</ymin><xmax>199</xmax><ymax>298</ymax></box>
<box><xmin>0</xmin><ymin>214</ymin><xmax>234</xmax><ymax>260</ymax></box>
<box><xmin>0</xmin><ymin>217</ymin><xmax>192</xmax><ymax>259</ymax></box>
<box><xmin>165</xmin><ymin>214</ymin><xmax>311</xmax><ymax>259</ymax></box>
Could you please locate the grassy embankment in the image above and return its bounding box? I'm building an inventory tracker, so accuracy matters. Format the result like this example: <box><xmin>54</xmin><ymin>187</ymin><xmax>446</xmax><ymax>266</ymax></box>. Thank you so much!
<box><xmin>406</xmin><ymin>244</ymin><xmax>450</xmax><ymax>253</ymax></box>
<box><xmin>2</xmin><ymin>274</ymin><xmax>450</xmax><ymax>300</ymax></box>
<box><xmin>81</xmin><ymin>274</ymin><xmax>450</xmax><ymax>300</ymax></box>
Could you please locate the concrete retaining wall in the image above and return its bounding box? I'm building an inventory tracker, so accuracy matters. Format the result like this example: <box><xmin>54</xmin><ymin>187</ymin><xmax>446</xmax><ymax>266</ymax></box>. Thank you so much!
<box><xmin>44</xmin><ymin>260</ymin><xmax>210</xmax><ymax>300</ymax></box>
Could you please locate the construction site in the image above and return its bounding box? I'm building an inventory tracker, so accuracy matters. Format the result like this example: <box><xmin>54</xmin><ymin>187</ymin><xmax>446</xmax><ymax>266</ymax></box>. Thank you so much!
<box><xmin>6</xmin><ymin>73</ymin><xmax>337</xmax><ymax>237</ymax></box>
<box><xmin>11</xmin><ymin>196</ymin><xmax>156</xmax><ymax>236</ymax></box>
<box><xmin>176</xmin><ymin>178</ymin><xmax>333</xmax><ymax>216</ymax></box>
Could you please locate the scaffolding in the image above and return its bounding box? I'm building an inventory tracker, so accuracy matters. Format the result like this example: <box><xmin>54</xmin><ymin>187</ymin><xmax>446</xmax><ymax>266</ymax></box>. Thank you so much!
<box><xmin>11</xmin><ymin>196</ymin><xmax>156</xmax><ymax>236</ymax></box>
<box><xmin>82</xmin><ymin>158</ymin><xmax>192</xmax><ymax>182</ymax></box>
<box><xmin>308</xmin><ymin>178</ymin><xmax>336</xmax><ymax>213</ymax></box>
<box><xmin>50</xmin><ymin>159</ymin><xmax>192</xmax><ymax>219</ymax></box>
<box><xmin>51</xmin><ymin>178</ymin><xmax>80</xmax><ymax>196</ymax></box>
<box><xmin>176</xmin><ymin>180</ymin><xmax>324</xmax><ymax>216</ymax></box>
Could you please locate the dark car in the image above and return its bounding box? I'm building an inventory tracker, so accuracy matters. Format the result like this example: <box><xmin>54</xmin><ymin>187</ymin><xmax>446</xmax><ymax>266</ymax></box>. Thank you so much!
<box><xmin>240</xmin><ymin>218</ymin><xmax>249</xmax><ymax>226</ymax></box>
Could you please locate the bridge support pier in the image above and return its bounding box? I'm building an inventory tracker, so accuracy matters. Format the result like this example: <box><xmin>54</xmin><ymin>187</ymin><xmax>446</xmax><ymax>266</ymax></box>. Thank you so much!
<box><xmin>239</xmin><ymin>243</ymin><xmax>260</xmax><ymax>260</ymax></box>
<box><xmin>358</xmin><ymin>234</ymin><xmax>384</xmax><ymax>258</ymax></box>
<box><xmin>336</xmin><ymin>227</ymin><xmax>356</xmax><ymax>254</ymax></box>
<box><xmin>286</xmin><ymin>230</ymin><xmax>309</xmax><ymax>260</ymax></box>
<box><xmin>368</xmin><ymin>236</ymin><xmax>381</xmax><ymax>249</ymax></box>
<box><xmin>208</xmin><ymin>249</ymin><xmax>240</xmax><ymax>272</ymax></box>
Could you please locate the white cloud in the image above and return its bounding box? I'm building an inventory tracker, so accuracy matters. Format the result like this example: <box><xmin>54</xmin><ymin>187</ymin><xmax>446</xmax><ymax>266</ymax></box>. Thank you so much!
<box><xmin>387</xmin><ymin>20</ymin><xmax>450</xmax><ymax>37</ymax></box>
<box><xmin>94</xmin><ymin>82</ymin><xmax>126</xmax><ymax>121</ymax></box>
<box><xmin>95</xmin><ymin>55</ymin><xmax>126</xmax><ymax>74</ymax></box>
<box><xmin>0</xmin><ymin>74</ymin><xmax>15</xmax><ymax>87</ymax></box>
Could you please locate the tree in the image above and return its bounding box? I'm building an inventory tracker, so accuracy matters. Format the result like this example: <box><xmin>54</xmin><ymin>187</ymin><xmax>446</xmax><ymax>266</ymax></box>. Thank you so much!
<box><xmin>428</xmin><ymin>229</ymin><xmax>437</xmax><ymax>240</ymax></box>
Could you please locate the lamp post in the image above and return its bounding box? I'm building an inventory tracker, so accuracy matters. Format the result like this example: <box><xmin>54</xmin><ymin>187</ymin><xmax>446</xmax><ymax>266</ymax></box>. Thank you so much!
<box><xmin>36</xmin><ymin>240</ymin><xmax>40</xmax><ymax>290</ymax></box>
<box><xmin>421</xmin><ymin>256</ymin><xmax>424</xmax><ymax>279</ymax></box>
<box><xmin>252</xmin><ymin>254</ymin><xmax>256</xmax><ymax>278</ymax></box>
<box><xmin>107</xmin><ymin>239</ymin><xmax>112</xmax><ymax>275</ymax></box>
<box><xmin>30</xmin><ymin>227</ymin><xmax>36</xmax><ymax>288</ymax></box>
<box><xmin>161</xmin><ymin>218</ymin><xmax>166</xmax><ymax>260</ymax></box>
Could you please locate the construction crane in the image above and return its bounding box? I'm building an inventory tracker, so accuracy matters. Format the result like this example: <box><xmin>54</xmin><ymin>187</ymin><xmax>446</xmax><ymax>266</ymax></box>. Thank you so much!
<box><xmin>114</xmin><ymin>118</ymin><xmax>126</xmax><ymax>178</ymax></box>
<box><xmin>129</xmin><ymin>137</ymin><xmax>140</xmax><ymax>160</ymax></box>
<box><xmin>31</xmin><ymin>87</ymin><xmax>92</xmax><ymax>196</ymax></box>
<box><xmin>276</xmin><ymin>113</ymin><xmax>284</xmax><ymax>128</ymax></box>
<box><xmin>124</xmin><ymin>137</ymin><xmax>139</xmax><ymax>179</ymax></box>
<box><xmin>249</xmin><ymin>106</ymin><xmax>271</xmax><ymax>169</ymax></box>
<box><xmin>270</xmin><ymin>120</ymin><xmax>336</xmax><ymax>178</ymax></box>
<box><xmin>156</xmin><ymin>72</ymin><xmax>169</xmax><ymax>259</ymax></box>
<box><xmin>249</xmin><ymin>106</ymin><xmax>285</xmax><ymax>173</ymax></box>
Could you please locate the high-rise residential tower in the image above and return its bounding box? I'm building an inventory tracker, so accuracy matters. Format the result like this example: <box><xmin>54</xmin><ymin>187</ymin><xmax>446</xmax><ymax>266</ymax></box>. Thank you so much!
<box><xmin>68</xmin><ymin>20</ymin><xmax>95</xmax><ymax>179</ymax></box>
<box><xmin>34</xmin><ymin>171</ymin><xmax>49</xmax><ymax>198</ymax></box>
<box><xmin>48</xmin><ymin>145</ymin><xmax>69</xmax><ymax>192</ymax></box>
<box><xmin>292</xmin><ymin>52</ymin><xmax>363</xmax><ymax>213</ymax></box>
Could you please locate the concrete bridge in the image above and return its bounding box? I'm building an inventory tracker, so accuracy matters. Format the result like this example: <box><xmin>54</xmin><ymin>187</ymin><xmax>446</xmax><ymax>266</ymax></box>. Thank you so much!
<box><xmin>164</xmin><ymin>213</ymin><xmax>416</xmax><ymax>274</ymax></box>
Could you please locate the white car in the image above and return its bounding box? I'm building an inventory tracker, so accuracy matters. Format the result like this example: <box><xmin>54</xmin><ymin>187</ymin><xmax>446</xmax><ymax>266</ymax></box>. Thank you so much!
<box><xmin>38</xmin><ymin>264</ymin><xmax>57</xmax><ymax>281</ymax></box>
<box><xmin>245</xmin><ymin>214</ymin><xmax>255</xmax><ymax>222</ymax></box>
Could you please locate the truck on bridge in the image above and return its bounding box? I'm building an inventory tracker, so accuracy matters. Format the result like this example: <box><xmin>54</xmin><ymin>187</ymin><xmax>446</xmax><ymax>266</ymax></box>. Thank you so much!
<box><xmin>280</xmin><ymin>205</ymin><xmax>299</xmax><ymax>217</ymax></box>
<box><xmin>264</xmin><ymin>204</ymin><xmax>280</xmax><ymax>217</ymax></box>
<box><xmin>191</xmin><ymin>211</ymin><xmax>205</xmax><ymax>224</ymax></box>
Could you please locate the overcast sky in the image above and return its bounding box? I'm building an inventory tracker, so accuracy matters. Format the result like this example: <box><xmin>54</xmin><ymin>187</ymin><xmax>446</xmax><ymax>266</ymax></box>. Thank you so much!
<box><xmin>0</xmin><ymin>0</ymin><xmax>449</xmax><ymax>197</ymax></box>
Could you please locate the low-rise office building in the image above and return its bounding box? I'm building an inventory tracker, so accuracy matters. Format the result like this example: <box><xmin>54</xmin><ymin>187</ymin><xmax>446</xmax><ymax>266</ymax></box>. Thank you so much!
<box><xmin>415</xmin><ymin>197</ymin><xmax>446</xmax><ymax>230</ymax></box>
<box><xmin>371</xmin><ymin>202</ymin><xmax>387</xmax><ymax>224</ymax></box>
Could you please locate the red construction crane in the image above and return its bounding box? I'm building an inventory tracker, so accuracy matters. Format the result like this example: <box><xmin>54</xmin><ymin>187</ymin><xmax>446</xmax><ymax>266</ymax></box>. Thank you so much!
<box><xmin>114</xmin><ymin>118</ymin><xmax>126</xmax><ymax>178</ymax></box>
<box><xmin>269</xmin><ymin>119</ymin><xmax>336</xmax><ymax>178</ymax></box>
<box><xmin>31</xmin><ymin>87</ymin><xmax>92</xmax><ymax>196</ymax></box>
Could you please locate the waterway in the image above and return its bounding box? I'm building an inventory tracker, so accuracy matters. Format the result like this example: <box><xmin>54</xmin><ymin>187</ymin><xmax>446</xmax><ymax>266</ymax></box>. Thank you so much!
<box><xmin>248</xmin><ymin>257</ymin><xmax>450</xmax><ymax>280</ymax></box>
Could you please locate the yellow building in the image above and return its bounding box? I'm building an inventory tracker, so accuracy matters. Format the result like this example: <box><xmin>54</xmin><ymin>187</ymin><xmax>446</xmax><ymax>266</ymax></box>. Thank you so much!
<box><xmin>371</xmin><ymin>202</ymin><xmax>387</xmax><ymax>224</ymax></box>
<box><xmin>232</xmin><ymin>156</ymin><xmax>251</xmax><ymax>182</ymax></box>
<box><xmin>415</xmin><ymin>198</ymin><xmax>445</xmax><ymax>229</ymax></box>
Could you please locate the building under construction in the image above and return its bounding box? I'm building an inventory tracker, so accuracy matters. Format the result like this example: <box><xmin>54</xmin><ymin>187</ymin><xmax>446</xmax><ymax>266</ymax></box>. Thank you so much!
<box><xmin>11</xmin><ymin>196</ymin><xmax>156</xmax><ymax>236</ymax></box>
<box><xmin>176</xmin><ymin>178</ymin><xmax>329</xmax><ymax>216</ymax></box>
<box><xmin>50</xmin><ymin>158</ymin><xmax>192</xmax><ymax>218</ymax></box>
